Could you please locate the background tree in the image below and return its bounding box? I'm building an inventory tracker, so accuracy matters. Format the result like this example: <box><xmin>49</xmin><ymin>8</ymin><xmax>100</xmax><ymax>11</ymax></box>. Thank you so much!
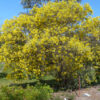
<box><xmin>21</xmin><ymin>0</ymin><xmax>81</xmax><ymax>9</ymax></box>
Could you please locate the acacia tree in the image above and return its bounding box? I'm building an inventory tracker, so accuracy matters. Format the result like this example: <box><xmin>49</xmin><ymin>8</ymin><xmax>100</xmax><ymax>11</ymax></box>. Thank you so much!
<box><xmin>0</xmin><ymin>0</ymin><xmax>99</xmax><ymax>85</ymax></box>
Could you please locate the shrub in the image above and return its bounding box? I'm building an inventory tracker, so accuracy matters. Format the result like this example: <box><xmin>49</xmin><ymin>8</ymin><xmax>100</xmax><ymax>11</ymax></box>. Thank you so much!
<box><xmin>0</xmin><ymin>84</ymin><xmax>53</xmax><ymax>100</ymax></box>
<box><xmin>0</xmin><ymin>72</ymin><xmax>7</xmax><ymax>78</ymax></box>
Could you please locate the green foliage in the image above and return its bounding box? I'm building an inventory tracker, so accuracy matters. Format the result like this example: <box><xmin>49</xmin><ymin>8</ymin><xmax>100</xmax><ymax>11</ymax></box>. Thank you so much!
<box><xmin>0</xmin><ymin>78</ymin><xmax>13</xmax><ymax>88</ymax></box>
<box><xmin>0</xmin><ymin>73</ymin><xmax>7</xmax><ymax>78</ymax></box>
<box><xmin>21</xmin><ymin>0</ymin><xmax>35</xmax><ymax>8</ymax></box>
<box><xmin>71</xmin><ymin>67</ymin><xmax>97</xmax><ymax>89</ymax></box>
<box><xmin>0</xmin><ymin>85</ymin><xmax>53</xmax><ymax>100</ymax></box>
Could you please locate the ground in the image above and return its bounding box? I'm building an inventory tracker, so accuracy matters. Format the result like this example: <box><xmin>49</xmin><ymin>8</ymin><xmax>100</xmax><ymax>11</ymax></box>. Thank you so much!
<box><xmin>75</xmin><ymin>85</ymin><xmax>100</xmax><ymax>100</ymax></box>
<box><xmin>53</xmin><ymin>85</ymin><xmax>100</xmax><ymax>100</ymax></box>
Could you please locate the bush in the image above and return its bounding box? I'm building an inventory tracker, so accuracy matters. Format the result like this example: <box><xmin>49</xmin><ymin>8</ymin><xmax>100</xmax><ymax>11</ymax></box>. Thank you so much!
<box><xmin>0</xmin><ymin>84</ymin><xmax>53</xmax><ymax>100</ymax></box>
<box><xmin>0</xmin><ymin>73</ymin><xmax>7</xmax><ymax>78</ymax></box>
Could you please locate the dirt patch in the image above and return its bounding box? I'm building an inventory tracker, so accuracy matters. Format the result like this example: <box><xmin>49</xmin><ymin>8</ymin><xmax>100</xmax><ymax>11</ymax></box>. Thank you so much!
<box><xmin>75</xmin><ymin>85</ymin><xmax>100</xmax><ymax>100</ymax></box>
<box><xmin>53</xmin><ymin>85</ymin><xmax>100</xmax><ymax>100</ymax></box>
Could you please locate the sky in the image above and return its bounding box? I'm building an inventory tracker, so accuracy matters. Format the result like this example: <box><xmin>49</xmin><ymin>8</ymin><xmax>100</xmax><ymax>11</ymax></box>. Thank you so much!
<box><xmin>0</xmin><ymin>0</ymin><xmax>100</xmax><ymax>26</ymax></box>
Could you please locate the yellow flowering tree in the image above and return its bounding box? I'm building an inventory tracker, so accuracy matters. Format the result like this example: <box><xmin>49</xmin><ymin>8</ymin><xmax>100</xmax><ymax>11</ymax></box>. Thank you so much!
<box><xmin>0</xmin><ymin>0</ymin><xmax>99</xmax><ymax>85</ymax></box>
